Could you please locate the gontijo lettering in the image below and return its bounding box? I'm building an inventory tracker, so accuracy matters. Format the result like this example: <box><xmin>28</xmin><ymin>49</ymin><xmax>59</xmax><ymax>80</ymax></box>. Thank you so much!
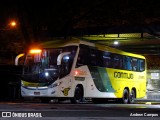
<box><xmin>114</xmin><ymin>71</ymin><xmax>134</xmax><ymax>79</ymax></box>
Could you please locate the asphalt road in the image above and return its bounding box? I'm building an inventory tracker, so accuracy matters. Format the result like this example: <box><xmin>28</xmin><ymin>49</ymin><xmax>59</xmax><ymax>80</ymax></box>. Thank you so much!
<box><xmin>0</xmin><ymin>100</ymin><xmax>160</xmax><ymax>120</ymax></box>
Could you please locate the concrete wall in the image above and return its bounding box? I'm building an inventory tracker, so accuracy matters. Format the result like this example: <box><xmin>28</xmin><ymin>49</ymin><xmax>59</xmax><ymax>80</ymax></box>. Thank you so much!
<box><xmin>147</xmin><ymin>69</ymin><xmax>160</xmax><ymax>100</ymax></box>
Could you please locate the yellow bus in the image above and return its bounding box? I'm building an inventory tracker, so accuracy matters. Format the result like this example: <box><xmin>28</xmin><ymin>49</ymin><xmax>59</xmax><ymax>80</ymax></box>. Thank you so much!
<box><xmin>21</xmin><ymin>38</ymin><xmax>146</xmax><ymax>104</ymax></box>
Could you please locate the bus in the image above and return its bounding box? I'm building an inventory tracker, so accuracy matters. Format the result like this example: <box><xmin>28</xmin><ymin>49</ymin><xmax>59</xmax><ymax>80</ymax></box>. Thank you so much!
<box><xmin>20</xmin><ymin>38</ymin><xmax>146</xmax><ymax>104</ymax></box>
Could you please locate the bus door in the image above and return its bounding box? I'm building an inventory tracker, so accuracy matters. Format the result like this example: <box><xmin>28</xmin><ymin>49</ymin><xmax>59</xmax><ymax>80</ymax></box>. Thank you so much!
<box><xmin>57</xmin><ymin>52</ymin><xmax>73</xmax><ymax>97</ymax></box>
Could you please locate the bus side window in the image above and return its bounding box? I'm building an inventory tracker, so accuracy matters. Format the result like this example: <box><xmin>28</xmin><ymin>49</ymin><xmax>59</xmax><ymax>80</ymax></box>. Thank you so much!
<box><xmin>97</xmin><ymin>51</ymin><xmax>103</xmax><ymax>67</ymax></box>
<box><xmin>103</xmin><ymin>56</ymin><xmax>110</xmax><ymax>67</ymax></box>
<box><xmin>89</xmin><ymin>49</ymin><xmax>103</xmax><ymax>67</ymax></box>
<box><xmin>131</xmin><ymin>58</ymin><xmax>138</xmax><ymax>71</ymax></box>
<box><xmin>103</xmin><ymin>52</ymin><xmax>112</xmax><ymax>68</ymax></box>
<box><xmin>90</xmin><ymin>49</ymin><xmax>97</xmax><ymax>66</ymax></box>
<box><xmin>113</xmin><ymin>54</ymin><xmax>123</xmax><ymax>69</ymax></box>
<box><xmin>124</xmin><ymin>56</ymin><xmax>132</xmax><ymax>70</ymax></box>
<box><xmin>139</xmin><ymin>59</ymin><xmax>145</xmax><ymax>71</ymax></box>
<box><xmin>76</xmin><ymin>46</ymin><xmax>89</xmax><ymax>67</ymax></box>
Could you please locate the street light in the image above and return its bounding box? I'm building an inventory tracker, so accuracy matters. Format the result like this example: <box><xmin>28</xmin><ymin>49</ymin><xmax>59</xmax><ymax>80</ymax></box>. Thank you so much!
<box><xmin>10</xmin><ymin>21</ymin><xmax>16</xmax><ymax>27</ymax></box>
<box><xmin>0</xmin><ymin>20</ymin><xmax>19</xmax><ymax>65</ymax></box>
<box><xmin>0</xmin><ymin>20</ymin><xmax>17</xmax><ymax>30</ymax></box>
<box><xmin>113</xmin><ymin>41</ymin><xmax>119</xmax><ymax>45</ymax></box>
<box><xmin>8</xmin><ymin>20</ymin><xmax>17</xmax><ymax>29</ymax></box>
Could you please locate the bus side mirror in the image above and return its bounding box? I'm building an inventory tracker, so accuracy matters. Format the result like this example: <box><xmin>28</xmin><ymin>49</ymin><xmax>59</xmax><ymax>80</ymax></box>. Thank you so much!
<box><xmin>57</xmin><ymin>52</ymin><xmax>71</xmax><ymax>66</ymax></box>
<box><xmin>15</xmin><ymin>53</ymin><xmax>25</xmax><ymax>66</ymax></box>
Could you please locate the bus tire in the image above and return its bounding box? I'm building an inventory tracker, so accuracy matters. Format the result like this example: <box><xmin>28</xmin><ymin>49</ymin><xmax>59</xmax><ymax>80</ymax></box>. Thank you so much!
<box><xmin>121</xmin><ymin>89</ymin><xmax>129</xmax><ymax>104</ymax></box>
<box><xmin>70</xmin><ymin>86</ymin><xmax>83</xmax><ymax>104</ymax></box>
<box><xmin>129</xmin><ymin>89</ymin><xmax>135</xmax><ymax>104</ymax></box>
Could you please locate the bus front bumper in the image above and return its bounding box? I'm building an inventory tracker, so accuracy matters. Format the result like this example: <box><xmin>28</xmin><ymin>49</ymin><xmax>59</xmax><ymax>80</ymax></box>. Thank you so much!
<box><xmin>21</xmin><ymin>86</ymin><xmax>57</xmax><ymax>97</ymax></box>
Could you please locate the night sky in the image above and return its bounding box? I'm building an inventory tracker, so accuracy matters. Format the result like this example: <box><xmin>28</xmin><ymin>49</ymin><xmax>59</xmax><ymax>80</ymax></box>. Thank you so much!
<box><xmin>0</xmin><ymin>0</ymin><xmax>160</xmax><ymax>34</ymax></box>
<box><xmin>0</xmin><ymin>0</ymin><xmax>160</xmax><ymax>62</ymax></box>
<box><xmin>1</xmin><ymin>0</ymin><xmax>160</xmax><ymax>39</ymax></box>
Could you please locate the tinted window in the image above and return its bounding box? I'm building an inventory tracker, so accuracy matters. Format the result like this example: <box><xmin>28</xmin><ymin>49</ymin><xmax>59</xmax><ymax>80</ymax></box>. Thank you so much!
<box><xmin>102</xmin><ymin>52</ymin><xmax>112</xmax><ymax>68</ymax></box>
<box><xmin>113</xmin><ymin>54</ymin><xmax>123</xmax><ymax>69</ymax></box>
<box><xmin>139</xmin><ymin>59</ymin><xmax>145</xmax><ymax>72</ymax></box>
<box><xmin>76</xmin><ymin>45</ymin><xmax>90</xmax><ymax>67</ymax></box>
<box><xmin>131</xmin><ymin>58</ymin><xmax>138</xmax><ymax>71</ymax></box>
<box><xmin>76</xmin><ymin>45</ymin><xmax>145</xmax><ymax>72</ymax></box>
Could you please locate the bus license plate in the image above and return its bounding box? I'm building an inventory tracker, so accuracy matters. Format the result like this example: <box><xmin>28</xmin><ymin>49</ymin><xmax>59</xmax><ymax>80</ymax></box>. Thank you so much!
<box><xmin>34</xmin><ymin>92</ymin><xmax>40</xmax><ymax>95</ymax></box>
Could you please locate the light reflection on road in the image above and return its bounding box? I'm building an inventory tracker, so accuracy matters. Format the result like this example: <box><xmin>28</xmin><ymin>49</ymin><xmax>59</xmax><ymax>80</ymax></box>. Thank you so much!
<box><xmin>95</xmin><ymin>103</ymin><xmax>160</xmax><ymax>109</ymax></box>
<box><xmin>0</xmin><ymin>101</ymin><xmax>160</xmax><ymax>110</ymax></box>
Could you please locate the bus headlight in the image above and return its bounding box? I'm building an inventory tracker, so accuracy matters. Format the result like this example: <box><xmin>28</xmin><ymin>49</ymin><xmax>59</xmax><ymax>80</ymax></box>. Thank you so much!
<box><xmin>48</xmin><ymin>82</ymin><xmax>62</xmax><ymax>88</ymax></box>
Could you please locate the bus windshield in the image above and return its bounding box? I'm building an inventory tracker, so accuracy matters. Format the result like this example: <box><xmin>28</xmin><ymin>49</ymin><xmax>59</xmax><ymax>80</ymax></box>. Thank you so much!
<box><xmin>22</xmin><ymin>46</ymin><xmax>77</xmax><ymax>82</ymax></box>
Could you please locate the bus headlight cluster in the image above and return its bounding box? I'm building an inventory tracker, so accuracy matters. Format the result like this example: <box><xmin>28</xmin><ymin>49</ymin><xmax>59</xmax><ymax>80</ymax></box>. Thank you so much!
<box><xmin>48</xmin><ymin>82</ymin><xmax>62</xmax><ymax>88</ymax></box>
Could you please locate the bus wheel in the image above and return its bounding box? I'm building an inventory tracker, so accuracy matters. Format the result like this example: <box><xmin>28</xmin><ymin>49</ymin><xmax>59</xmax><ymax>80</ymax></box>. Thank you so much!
<box><xmin>71</xmin><ymin>87</ymin><xmax>83</xmax><ymax>104</ymax></box>
<box><xmin>129</xmin><ymin>89</ymin><xmax>135</xmax><ymax>104</ymax></box>
<box><xmin>122</xmin><ymin>89</ymin><xmax>129</xmax><ymax>104</ymax></box>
